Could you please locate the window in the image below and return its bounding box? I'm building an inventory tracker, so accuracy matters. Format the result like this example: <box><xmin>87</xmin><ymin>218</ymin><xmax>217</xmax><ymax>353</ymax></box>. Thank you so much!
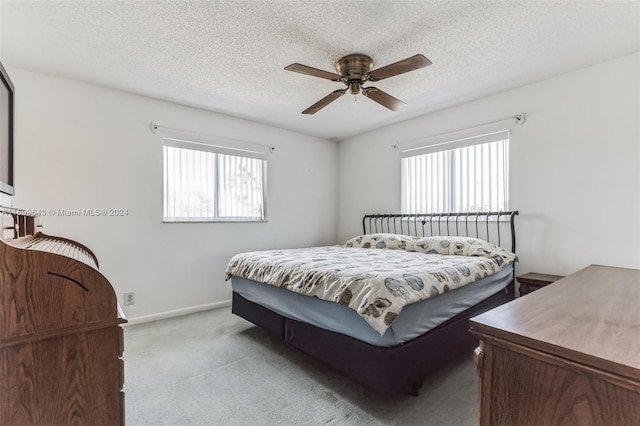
<box><xmin>401</xmin><ymin>130</ymin><xmax>509</xmax><ymax>213</ymax></box>
<box><xmin>163</xmin><ymin>138</ymin><xmax>267</xmax><ymax>222</ymax></box>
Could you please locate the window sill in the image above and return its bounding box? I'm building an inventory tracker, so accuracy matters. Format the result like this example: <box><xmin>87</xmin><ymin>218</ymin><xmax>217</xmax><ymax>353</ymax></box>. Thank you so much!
<box><xmin>162</xmin><ymin>218</ymin><xmax>268</xmax><ymax>224</ymax></box>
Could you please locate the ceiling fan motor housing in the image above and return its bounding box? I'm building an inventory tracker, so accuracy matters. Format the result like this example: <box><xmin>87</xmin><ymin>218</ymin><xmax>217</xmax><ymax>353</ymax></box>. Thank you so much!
<box><xmin>336</xmin><ymin>54</ymin><xmax>374</xmax><ymax>94</ymax></box>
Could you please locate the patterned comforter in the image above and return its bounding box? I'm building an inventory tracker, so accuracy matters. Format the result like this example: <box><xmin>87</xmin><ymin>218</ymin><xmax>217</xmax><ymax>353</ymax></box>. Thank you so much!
<box><xmin>225</xmin><ymin>236</ymin><xmax>516</xmax><ymax>335</ymax></box>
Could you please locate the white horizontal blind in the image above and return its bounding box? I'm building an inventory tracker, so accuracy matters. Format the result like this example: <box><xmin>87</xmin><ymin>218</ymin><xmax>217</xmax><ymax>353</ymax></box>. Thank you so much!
<box><xmin>163</xmin><ymin>139</ymin><xmax>266</xmax><ymax>222</ymax></box>
<box><xmin>401</xmin><ymin>131</ymin><xmax>509</xmax><ymax>213</ymax></box>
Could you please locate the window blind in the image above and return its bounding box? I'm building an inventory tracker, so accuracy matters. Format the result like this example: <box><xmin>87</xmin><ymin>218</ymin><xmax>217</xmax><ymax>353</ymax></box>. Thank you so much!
<box><xmin>163</xmin><ymin>138</ymin><xmax>266</xmax><ymax>222</ymax></box>
<box><xmin>401</xmin><ymin>131</ymin><xmax>509</xmax><ymax>214</ymax></box>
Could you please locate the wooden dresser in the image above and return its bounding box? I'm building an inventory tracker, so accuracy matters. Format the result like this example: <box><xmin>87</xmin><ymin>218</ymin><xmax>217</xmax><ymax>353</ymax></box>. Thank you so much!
<box><xmin>469</xmin><ymin>265</ymin><xmax>640</xmax><ymax>425</ymax></box>
<box><xmin>0</xmin><ymin>209</ymin><xmax>126</xmax><ymax>425</ymax></box>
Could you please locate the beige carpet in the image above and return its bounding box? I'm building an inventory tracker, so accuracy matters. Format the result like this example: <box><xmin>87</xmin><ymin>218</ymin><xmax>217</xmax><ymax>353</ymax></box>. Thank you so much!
<box><xmin>124</xmin><ymin>307</ymin><xmax>478</xmax><ymax>425</ymax></box>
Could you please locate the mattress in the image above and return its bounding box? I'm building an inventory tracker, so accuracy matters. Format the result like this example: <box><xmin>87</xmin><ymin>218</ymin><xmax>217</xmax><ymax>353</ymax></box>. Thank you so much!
<box><xmin>231</xmin><ymin>264</ymin><xmax>513</xmax><ymax>347</ymax></box>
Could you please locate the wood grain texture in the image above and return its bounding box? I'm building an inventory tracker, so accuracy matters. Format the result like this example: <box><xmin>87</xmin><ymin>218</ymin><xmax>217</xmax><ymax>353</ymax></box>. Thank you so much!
<box><xmin>471</xmin><ymin>265</ymin><xmax>640</xmax><ymax>426</ymax></box>
<box><xmin>471</xmin><ymin>265</ymin><xmax>640</xmax><ymax>380</ymax></box>
<box><xmin>484</xmin><ymin>343</ymin><xmax>640</xmax><ymax>426</ymax></box>
<box><xmin>0</xmin><ymin>211</ymin><xmax>125</xmax><ymax>425</ymax></box>
<box><xmin>1</xmin><ymin>328</ymin><xmax>122</xmax><ymax>425</ymax></box>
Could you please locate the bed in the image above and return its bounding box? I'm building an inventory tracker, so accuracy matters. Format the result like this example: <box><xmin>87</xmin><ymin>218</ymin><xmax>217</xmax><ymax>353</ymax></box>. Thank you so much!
<box><xmin>225</xmin><ymin>211</ymin><xmax>518</xmax><ymax>395</ymax></box>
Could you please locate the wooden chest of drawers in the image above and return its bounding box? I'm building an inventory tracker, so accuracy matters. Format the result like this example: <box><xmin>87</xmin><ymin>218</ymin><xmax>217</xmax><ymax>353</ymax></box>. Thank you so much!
<box><xmin>469</xmin><ymin>265</ymin><xmax>640</xmax><ymax>425</ymax></box>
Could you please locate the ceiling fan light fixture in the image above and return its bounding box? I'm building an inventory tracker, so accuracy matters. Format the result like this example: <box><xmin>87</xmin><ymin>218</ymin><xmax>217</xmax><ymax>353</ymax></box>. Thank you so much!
<box><xmin>348</xmin><ymin>81</ymin><xmax>361</xmax><ymax>95</ymax></box>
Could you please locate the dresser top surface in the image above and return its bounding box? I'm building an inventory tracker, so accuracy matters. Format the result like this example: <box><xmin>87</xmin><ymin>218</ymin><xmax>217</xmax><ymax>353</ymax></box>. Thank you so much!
<box><xmin>470</xmin><ymin>265</ymin><xmax>640</xmax><ymax>380</ymax></box>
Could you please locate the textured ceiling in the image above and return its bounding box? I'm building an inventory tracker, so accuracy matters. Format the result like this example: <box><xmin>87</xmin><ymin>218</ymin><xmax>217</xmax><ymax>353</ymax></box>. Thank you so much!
<box><xmin>1</xmin><ymin>1</ymin><xmax>639</xmax><ymax>141</ymax></box>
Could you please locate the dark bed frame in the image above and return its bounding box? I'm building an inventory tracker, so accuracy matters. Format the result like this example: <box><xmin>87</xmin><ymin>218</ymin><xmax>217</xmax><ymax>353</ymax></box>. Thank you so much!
<box><xmin>231</xmin><ymin>211</ymin><xmax>519</xmax><ymax>395</ymax></box>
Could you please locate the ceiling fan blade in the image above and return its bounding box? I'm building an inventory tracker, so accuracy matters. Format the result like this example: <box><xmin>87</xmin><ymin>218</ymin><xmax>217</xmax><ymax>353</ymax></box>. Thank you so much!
<box><xmin>362</xmin><ymin>87</ymin><xmax>406</xmax><ymax>111</ymax></box>
<box><xmin>302</xmin><ymin>89</ymin><xmax>346</xmax><ymax>114</ymax></box>
<box><xmin>285</xmin><ymin>63</ymin><xmax>343</xmax><ymax>82</ymax></box>
<box><xmin>368</xmin><ymin>54</ymin><xmax>432</xmax><ymax>81</ymax></box>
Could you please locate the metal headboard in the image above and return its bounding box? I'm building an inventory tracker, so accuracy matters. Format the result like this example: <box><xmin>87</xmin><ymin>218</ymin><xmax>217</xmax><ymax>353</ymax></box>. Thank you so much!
<box><xmin>362</xmin><ymin>211</ymin><xmax>519</xmax><ymax>253</ymax></box>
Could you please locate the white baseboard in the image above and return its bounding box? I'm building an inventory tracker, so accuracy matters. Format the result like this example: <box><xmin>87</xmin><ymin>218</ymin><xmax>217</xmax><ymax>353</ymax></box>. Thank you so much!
<box><xmin>123</xmin><ymin>299</ymin><xmax>232</xmax><ymax>326</ymax></box>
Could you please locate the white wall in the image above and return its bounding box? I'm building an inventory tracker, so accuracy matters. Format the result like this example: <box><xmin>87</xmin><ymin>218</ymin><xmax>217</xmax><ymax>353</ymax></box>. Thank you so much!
<box><xmin>339</xmin><ymin>53</ymin><xmax>640</xmax><ymax>276</ymax></box>
<box><xmin>8</xmin><ymin>52</ymin><xmax>639</xmax><ymax>321</ymax></box>
<box><xmin>11</xmin><ymin>68</ymin><xmax>338</xmax><ymax>322</ymax></box>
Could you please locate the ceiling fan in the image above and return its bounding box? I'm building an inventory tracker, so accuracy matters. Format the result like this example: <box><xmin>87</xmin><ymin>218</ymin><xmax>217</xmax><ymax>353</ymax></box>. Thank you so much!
<box><xmin>284</xmin><ymin>53</ymin><xmax>432</xmax><ymax>114</ymax></box>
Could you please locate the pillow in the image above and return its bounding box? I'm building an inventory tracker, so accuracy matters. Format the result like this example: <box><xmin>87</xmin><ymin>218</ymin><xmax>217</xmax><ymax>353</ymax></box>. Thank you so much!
<box><xmin>344</xmin><ymin>233</ymin><xmax>415</xmax><ymax>251</ymax></box>
<box><xmin>413</xmin><ymin>236</ymin><xmax>495</xmax><ymax>257</ymax></box>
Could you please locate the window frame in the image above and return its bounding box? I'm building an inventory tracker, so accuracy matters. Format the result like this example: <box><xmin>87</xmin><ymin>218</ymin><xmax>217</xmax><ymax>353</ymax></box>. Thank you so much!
<box><xmin>161</xmin><ymin>135</ymin><xmax>268</xmax><ymax>223</ymax></box>
<box><xmin>400</xmin><ymin>130</ymin><xmax>510</xmax><ymax>214</ymax></box>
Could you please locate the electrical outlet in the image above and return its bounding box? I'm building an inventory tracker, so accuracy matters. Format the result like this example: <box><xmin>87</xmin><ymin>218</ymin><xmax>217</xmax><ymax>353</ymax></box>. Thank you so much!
<box><xmin>124</xmin><ymin>292</ymin><xmax>135</xmax><ymax>306</ymax></box>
